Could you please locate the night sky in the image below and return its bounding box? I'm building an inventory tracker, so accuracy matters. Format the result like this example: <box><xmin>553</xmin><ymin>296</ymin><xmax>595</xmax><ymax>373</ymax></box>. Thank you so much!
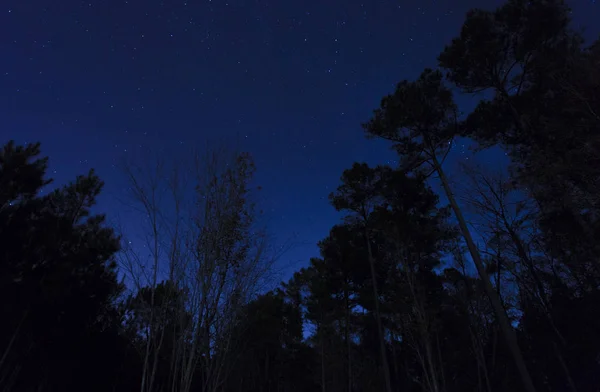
<box><xmin>2</xmin><ymin>0</ymin><xmax>598</xmax><ymax>280</ymax></box>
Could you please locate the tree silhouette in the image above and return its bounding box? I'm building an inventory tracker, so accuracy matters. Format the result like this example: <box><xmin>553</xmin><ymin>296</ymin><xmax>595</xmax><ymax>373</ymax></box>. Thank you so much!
<box><xmin>329</xmin><ymin>163</ymin><xmax>394</xmax><ymax>392</ymax></box>
<box><xmin>439</xmin><ymin>0</ymin><xmax>600</xmax><ymax>291</ymax></box>
<box><xmin>363</xmin><ymin>68</ymin><xmax>537</xmax><ymax>392</ymax></box>
<box><xmin>0</xmin><ymin>141</ymin><xmax>126</xmax><ymax>391</ymax></box>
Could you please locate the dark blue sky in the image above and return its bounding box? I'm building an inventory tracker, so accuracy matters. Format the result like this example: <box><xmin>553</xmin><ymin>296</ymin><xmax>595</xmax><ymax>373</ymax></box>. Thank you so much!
<box><xmin>2</xmin><ymin>0</ymin><xmax>598</xmax><ymax>279</ymax></box>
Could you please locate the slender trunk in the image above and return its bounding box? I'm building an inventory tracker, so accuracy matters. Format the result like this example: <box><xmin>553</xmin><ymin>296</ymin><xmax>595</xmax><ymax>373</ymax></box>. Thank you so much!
<box><xmin>423</xmin><ymin>338</ymin><xmax>439</xmax><ymax>392</ymax></box>
<box><xmin>320</xmin><ymin>329</ymin><xmax>326</xmax><ymax>392</ymax></box>
<box><xmin>436</xmin><ymin>334</ymin><xmax>446</xmax><ymax>392</ymax></box>
<box><xmin>169</xmin><ymin>324</ymin><xmax>182</xmax><ymax>392</ymax></box>
<box><xmin>141</xmin><ymin>210</ymin><xmax>161</xmax><ymax>392</ymax></box>
<box><xmin>210</xmin><ymin>314</ymin><xmax>237</xmax><ymax>392</ymax></box>
<box><xmin>140</xmin><ymin>324</ymin><xmax>152</xmax><ymax>392</ymax></box>
<box><xmin>0</xmin><ymin>309</ymin><xmax>28</xmax><ymax>373</ymax></box>
<box><xmin>476</xmin><ymin>353</ymin><xmax>482</xmax><ymax>392</ymax></box>
<box><xmin>432</xmin><ymin>156</ymin><xmax>537</xmax><ymax>392</ymax></box>
<box><xmin>344</xmin><ymin>284</ymin><xmax>352</xmax><ymax>392</ymax></box>
<box><xmin>552</xmin><ymin>341</ymin><xmax>578</xmax><ymax>392</ymax></box>
<box><xmin>469</xmin><ymin>324</ymin><xmax>492</xmax><ymax>392</ymax></box>
<box><xmin>504</xmin><ymin>221</ymin><xmax>577</xmax><ymax>391</ymax></box>
<box><xmin>495</xmin><ymin>244</ymin><xmax>503</xmax><ymax>303</ymax></box>
<box><xmin>364</xmin><ymin>231</ymin><xmax>393</xmax><ymax>392</ymax></box>
<box><xmin>461</xmin><ymin>265</ymin><xmax>492</xmax><ymax>392</ymax></box>
<box><xmin>265</xmin><ymin>351</ymin><xmax>269</xmax><ymax>392</ymax></box>
<box><xmin>406</xmin><ymin>264</ymin><xmax>440</xmax><ymax>392</ymax></box>
<box><xmin>180</xmin><ymin>308</ymin><xmax>202</xmax><ymax>392</ymax></box>
<box><xmin>391</xmin><ymin>332</ymin><xmax>400</xmax><ymax>392</ymax></box>
<box><xmin>148</xmin><ymin>323</ymin><xmax>167</xmax><ymax>392</ymax></box>
<box><xmin>491</xmin><ymin>326</ymin><xmax>498</xmax><ymax>380</ymax></box>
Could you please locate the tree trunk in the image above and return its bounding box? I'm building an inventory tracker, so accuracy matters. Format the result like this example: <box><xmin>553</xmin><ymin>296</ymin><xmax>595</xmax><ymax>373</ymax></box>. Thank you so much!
<box><xmin>391</xmin><ymin>333</ymin><xmax>401</xmax><ymax>392</ymax></box>
<box><xmin>0</xmin><ymin>308</ymin><xmax>28</xmax><ymax>375</ymax></box>
<box><xmin>344</xmin><ymin>283</ymin><xmax>352</xmax><ymax>392</ymax></box>
<box><xmin>405</xmin><ymin>261</ymin><xmax>440</xmax><ymax>392</ymax></box>
<box><xmin>320</xmin><ymin>330</ymin><xmax>326</xmax><ymax>392</ymax></box>
<box><xmin>505</xmin><ymin>224</ymin><xmax>578</xmax><ymax>392</ymax></box>
<box><xmin>364</xmin><ymin>230</ymin><xmax>393</xmax><ymax>392</ymax></box>
<box><xmin>432</xmin><ymin>156</ymin><xmax>537</xmax><ymax>392</ymax></box>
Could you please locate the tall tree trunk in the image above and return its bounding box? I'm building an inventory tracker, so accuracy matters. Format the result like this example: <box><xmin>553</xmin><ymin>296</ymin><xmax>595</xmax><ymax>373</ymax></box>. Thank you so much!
<box><xmin>344</xmin><ymin>283</ymin><xmax>352</xmax><ymax>392</ymax></box>
<box><xmin>503</xmin><ymin>222</ymin><xmax>578</xmax><ymax>392</ymax></box>
<box><xmin>0</xmin><ymin>309</ymin><xmax>28</xmax><ymax>375</ymax></box>
<box><xmin>404</xmin><ymin>261</ymin><xmax>440</xmax><ymax>392</ymax></box>
<box><xmin>432</xmin><ymin>155</ymin><xmax>537</xmax><ymax>392</ymax></box>
<box><xmin>460</xmin><ymin>258</ymin><xmax>492</xmax><ymax>392</ymax></box>
<box><xmin>320</xmin><ymin>328</ymin><xmax>326</xmax><ymax>392</ymax></box>
<box><xmin>364</xmin><ymin>231</ymin><xmax>393</xmax><ymax>392</ymax></box>
<box><xmin>391</xmin><ymin>333</ymin><xmax>400</xmax><ymax>392</ymax></box>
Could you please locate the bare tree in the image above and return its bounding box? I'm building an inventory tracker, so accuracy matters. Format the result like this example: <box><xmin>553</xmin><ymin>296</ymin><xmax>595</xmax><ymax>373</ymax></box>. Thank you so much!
<box><xmin>447</xmin><ymin>243</ymin><xmax>493</xmax><ymax>392</ymax></box>
<box><xmin>118</xmin><ymin>151</ymin><xmax>192</xmax><ymax>392</ymax></box>
<box><xmin>403</xmin><ymin>269</ymin><xmax>443</xmax><ymax>392</ymax></box>
<box><xmin>460</xmin><ymin>163</ymin><xmax>578</xmax><ymax>392</ymax></box>
<box><xmin>385</xmin><ymin>231</ymin><xmax>445</xmax><ymax>392</ymax></box>
<box><xmin>118</xmin><ymin>144</ymin><xmax>276</xmax><ymax>392</ymax></box>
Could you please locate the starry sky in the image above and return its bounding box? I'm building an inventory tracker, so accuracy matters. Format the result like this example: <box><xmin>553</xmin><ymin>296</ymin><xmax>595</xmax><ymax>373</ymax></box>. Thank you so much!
<box><xmin>2</xmin><ymin>0</ymin><xmax>598</xmax><ymax>281</ymax></box>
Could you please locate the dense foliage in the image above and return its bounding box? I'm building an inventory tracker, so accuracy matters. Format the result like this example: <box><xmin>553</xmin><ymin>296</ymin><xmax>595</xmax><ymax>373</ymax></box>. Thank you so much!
<box><xmin>1</xmin><ymin>1</ymin><xmax>599</xmax><ymax>391</ymax></box>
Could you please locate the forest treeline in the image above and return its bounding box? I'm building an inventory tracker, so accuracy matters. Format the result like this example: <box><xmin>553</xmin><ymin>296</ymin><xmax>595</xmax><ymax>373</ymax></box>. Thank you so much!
<box><xmin>1</xmin><ymin>1</ymin><xmax>599</xmax><ymax>391</ymax></box>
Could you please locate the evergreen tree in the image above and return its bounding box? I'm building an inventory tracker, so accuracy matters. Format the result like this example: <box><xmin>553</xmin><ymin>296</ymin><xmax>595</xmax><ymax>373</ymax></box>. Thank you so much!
<box><xmin>0</xmin><ymin>141</ymin><xmax>128</xmax><ymax>391</ymax></box>
<box><xmin>363</xmin><ymin>68</ymin><xmax>537</xmax><ymax>392</ymax></box>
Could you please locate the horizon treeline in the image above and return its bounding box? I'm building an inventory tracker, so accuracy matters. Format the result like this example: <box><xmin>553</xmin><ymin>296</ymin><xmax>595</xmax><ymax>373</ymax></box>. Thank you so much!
<box><xmin>1</xmin><ymin>1</ymin><xmax>599</xmax><ymax>391</ymax></box>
